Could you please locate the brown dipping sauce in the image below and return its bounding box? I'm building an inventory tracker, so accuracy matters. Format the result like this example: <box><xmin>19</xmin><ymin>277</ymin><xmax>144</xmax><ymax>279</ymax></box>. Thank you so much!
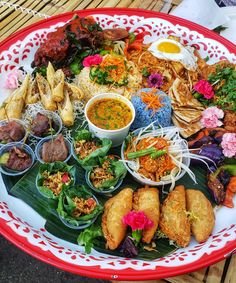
<box><xmin>87</xmin><ymin>98</ymin><xmax>132</xmax><ymax>130</ymax></box>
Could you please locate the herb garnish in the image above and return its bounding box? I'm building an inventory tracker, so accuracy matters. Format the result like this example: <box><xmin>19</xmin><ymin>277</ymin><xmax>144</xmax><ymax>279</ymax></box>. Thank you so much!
<box><xmin>208</xmin><ymin>66</ymin><xmax>236</xmax><ymax>110</ymax></box>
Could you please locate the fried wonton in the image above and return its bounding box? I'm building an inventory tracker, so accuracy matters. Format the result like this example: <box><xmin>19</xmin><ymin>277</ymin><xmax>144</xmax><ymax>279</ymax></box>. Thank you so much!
<box><xmin>102</xmin><ymin>188</ymin><xmax>133</xmax><ymax>250</ymax></box>
<box><xmin>133</xmin><ymin>187</ymin><xmax>160</xmax><ymax>244</ymax></box>
<box><xmin>186</xmin><ymin>189</ymin><xmax>215</xmax><ymax>243</ymax></box>
<box><xmin>159</xmin><ymin>185</ymin><xmax>190</xmax><ymax>247</ymax></box>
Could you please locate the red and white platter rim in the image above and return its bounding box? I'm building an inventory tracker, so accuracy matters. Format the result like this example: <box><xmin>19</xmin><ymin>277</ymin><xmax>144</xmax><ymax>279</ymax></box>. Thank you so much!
<box><xmin>0</xmin><ymin>8</ymin><xmax>236</xmax><ymax>281</ymax></box>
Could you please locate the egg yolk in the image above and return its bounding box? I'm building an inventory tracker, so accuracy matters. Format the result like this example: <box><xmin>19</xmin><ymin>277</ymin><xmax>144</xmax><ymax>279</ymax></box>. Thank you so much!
<box><xmin>157</xmin><ymin>42</ymin><xmax>181</xmax><ymax>54</ymax></box>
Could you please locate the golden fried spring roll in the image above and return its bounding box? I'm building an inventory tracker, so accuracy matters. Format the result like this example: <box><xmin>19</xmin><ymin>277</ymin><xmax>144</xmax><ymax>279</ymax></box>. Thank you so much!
<box><xmin>51</xmin><ymin>69</ymin><xmax>64</xmax><ymax>102</ymax></box>
<box><xmin>102</xmin><ymin>188</ymin><xmax>133</xmax><ymax>250</ymax></box>
<box><xmin>0</xmin><ymin>90</ymin><xmax>16</xmax><ymax>120</ymax></box>
<box><xmin>36</xmin><ymin>73</ymin><xmax>57</xmax><ymax>111</ymax></box>
<box><xmin>46</xmin><ymin>62</ymin><xmax>55</xmax><ymax>89</ymax></box>
<box><xmin>66</xmin><ymin>82</ymin><xmax>84</xmax><ymax>101</ymax></box>
<box><xmin>186</xmin><ymin>189</ymin><xmax>215</xmax><ymax>243</ymax></box>
<box><xmin>58</xmin><ymin>86</ymin><xmax>74</xmax><ymax>126</ymax></box>
<box><xmin>47</xmin><ymin>62</ymin><xmax>64</xmax><ymax>102</ymax></box>
<box><xmin>159</xmin><ymin>185</ymin><xmax>190</xmax><ymax>247</ymax></box>
<box><xmin>0</xmin><ymin>107</ymin><xmax>6</xmax><ymax>120</ymax></box>
<box><xmin>133</xmin><ymin>187</ymin><xmax>160</xmax><ymax>244</ymax></box>
<box><xmin>5</xmin><ymin>74</ymin><xmax>30</xmax><ymax>119</ymax></box>
<box><xmin>25</xmin><ymin>78</ymin><xmax>40</xmax><ymax>104</ymax></box>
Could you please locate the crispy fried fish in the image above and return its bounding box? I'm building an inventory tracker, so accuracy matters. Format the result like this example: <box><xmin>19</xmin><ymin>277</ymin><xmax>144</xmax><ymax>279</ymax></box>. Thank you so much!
<box><xmin>102</xmin><ymin>188</ymin><xmax>133</xmax><ymax>250</ymax></box>
<box><xmin>133</xmin><ymin>187</ymin><xmax>160</xmax><ymax>244</ymax></box>
<box><xmin>159</xmin><ymin>185</ymin><xmax>190</xmax><ymax>247</ymax></box>
<box><xmin>186</xmin><ymin>189</ymin><xmax>215</xmax><ymax>243</ymax></box>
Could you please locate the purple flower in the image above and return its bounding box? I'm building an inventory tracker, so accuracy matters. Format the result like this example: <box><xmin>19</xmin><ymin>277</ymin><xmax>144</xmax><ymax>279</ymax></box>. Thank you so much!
<box><xmin>147</xmin><ymin>73</ymin><xmax>163</xmax><ymax>88</ymax></box>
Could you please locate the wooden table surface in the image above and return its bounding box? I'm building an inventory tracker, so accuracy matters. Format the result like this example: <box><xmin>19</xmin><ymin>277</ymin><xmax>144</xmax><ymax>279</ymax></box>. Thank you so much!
<box><xmin>0</xmin><ymin>1</ymin><xmax>235</xmax><ymax>282</ymax></box>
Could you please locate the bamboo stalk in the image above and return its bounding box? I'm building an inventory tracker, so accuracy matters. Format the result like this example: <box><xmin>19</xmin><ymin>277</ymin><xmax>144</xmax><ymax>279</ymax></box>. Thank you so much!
<box><xmin>224</xmin><ymin>255</ymin><xmax>236</xmax><ymax>283</ymax></box>
<box><xmin>205</xmin><ymin>260</ymin><xmax>225</xmax><ymax>283</ymax></box>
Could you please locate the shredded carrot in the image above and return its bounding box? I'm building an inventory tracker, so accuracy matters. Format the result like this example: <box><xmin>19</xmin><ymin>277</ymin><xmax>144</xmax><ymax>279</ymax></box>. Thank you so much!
<box><xmin>100</xmin><ymin>54</ymin><xmax>126</xmax><ymax>82</ymax></box>
<box><xmin>140</xmin><ymin>88</ymin><xmax>163</xmax><ymax>113</ymax></box>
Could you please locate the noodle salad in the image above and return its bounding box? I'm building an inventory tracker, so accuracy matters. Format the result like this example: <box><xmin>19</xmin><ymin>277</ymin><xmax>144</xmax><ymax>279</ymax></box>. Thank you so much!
<box><xmin>121</xmin><ymin>124</ymin><xmax>214</xmax><ymax>190</ymax></box>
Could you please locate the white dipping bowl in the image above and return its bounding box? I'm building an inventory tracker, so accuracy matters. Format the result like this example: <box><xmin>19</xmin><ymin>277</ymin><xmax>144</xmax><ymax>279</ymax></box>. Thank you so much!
<box><xmin>85</xmin><ymin>93</ymin><xmax>135</xmax><ymax>147</ymax></box>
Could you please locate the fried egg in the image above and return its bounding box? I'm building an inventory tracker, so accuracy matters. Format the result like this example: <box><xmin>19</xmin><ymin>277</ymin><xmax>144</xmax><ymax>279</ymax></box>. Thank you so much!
<box><xmin>148</xmin><ymin>38</ymin><xmax>198</xmax><ymax>71</ymax></box>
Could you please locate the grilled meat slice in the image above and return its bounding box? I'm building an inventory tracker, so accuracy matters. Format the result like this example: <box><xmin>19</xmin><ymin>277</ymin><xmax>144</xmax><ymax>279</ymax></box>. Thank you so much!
<box><xmin>6</xmin><ymin>147</ymin><xmax>32</xmax><ymax>171</ymax></box>
<box><xmin>0</xmin><ymin>121</ymin><xmax>25</xmax><ymax>143</ymax></box>
<box><xmin>41</xmin><ymin>134</ymin><xmax>68</xmax><ymax>163</ymax></box>
<box><xmin>31</xmin><ymin>113</ymin><xmax>50</xmax><ymax>137</ymax></box>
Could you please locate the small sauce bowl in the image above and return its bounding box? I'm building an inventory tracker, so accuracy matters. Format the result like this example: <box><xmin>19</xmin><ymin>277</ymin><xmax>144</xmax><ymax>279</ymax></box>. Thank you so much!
<box><xmin>85</xmin><ymin>93</ymin><xmax>135</xmax><ymax>147</ymax></box>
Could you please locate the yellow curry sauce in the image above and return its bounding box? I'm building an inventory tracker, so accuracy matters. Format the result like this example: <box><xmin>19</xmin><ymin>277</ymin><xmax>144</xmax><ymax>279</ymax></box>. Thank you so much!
<box><xmin>87</xmin><ymin>98</ymin><xmax>132</xmax><ymax>130</ymax></box>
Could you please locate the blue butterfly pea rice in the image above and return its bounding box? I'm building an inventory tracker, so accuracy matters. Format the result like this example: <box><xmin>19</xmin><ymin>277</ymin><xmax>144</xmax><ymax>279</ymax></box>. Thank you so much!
<box><xmin>130</xmin><ymin>89</ymin><xmax>172</xmax><ymax>130</ymax></box>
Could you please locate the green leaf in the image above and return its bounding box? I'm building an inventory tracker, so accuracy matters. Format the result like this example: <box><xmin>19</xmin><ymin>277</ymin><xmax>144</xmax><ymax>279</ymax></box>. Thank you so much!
<box><xmin>36</xmin><ymin>162</ymin><xmax>76</xmax><ymax>199</ymax></box>
<box><xmin>73</xmin><ymin>130</ymin><xmax>112</xmax><ymax>170</ymax></box>
<box><xmin>213</xmin><ymin>25</ymin><xmax>227</xmax><ymax>34</ymax></box>
<box><xmin>57</xmin><ymin>185</ymin><xmax>103</xmax><ymax>226</ymax></box>
<box><xmin>90</xmin><ymin>156</ymin><xmax>127</xmax><ymax>190</ymax></box>
<box><xmin>141</xmin><ymin>67</ymin><xmax>150</xmax><ymax>77</ymax></box>
<box><xmin>129</xmin><ymin>32</ymin><xmax>136</xmax><ymax>44</ymax></box>
<box><xmin>77</xmin><ymin>221</ymin><xmax>103</xmax><ymax>253</ymax></box>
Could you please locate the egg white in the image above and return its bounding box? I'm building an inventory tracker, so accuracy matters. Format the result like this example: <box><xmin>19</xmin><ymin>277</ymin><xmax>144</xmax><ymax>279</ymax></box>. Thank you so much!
<box><xmin>148</xmin><ymin>38</ymin><xmax>198</xmax><ymax>71</ymax></box>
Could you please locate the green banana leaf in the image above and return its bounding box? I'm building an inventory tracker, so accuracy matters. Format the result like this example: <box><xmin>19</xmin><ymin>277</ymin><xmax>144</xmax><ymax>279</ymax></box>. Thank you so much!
<box><xmin>8</xmin><ymin>156</ymin><xmax>212</xmax><ymax>260</ymax></box>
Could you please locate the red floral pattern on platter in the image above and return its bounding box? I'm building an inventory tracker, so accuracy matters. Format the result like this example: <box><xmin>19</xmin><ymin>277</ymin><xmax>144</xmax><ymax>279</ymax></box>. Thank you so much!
<box><xmin>0</xmin><ymin>199</ymin><xmax>236</xmax><ymax>270</ymax></box>
<box><xmin>1</xmin><ymin>15</ymin><xmax>236</xmax><ymax>79</ymax></box>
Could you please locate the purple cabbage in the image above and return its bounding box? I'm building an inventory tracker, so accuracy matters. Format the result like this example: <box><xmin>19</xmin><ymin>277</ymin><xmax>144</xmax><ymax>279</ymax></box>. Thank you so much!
<box><xmin>190</xmin><ymin>136</ymin><xmax>213</xmax><ymax>148</ymax></box>
<box><xmin>120</xmin><ymin>236</ymin><xmax>138</xmax><ymax>258</ymax></box>
<box><xmin>199</xmin><ymin>144</ymin><xmax>224</xmax><ymax>165</ymax></box>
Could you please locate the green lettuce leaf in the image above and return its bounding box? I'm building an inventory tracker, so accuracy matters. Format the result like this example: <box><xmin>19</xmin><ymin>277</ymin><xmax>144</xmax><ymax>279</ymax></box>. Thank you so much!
<box><xmin>36</xmin><ymin>162</ymin><xmax>76</xmax><ymax>199</ymax></box>
<box><xmin>90</xmin><ymin>156</ymin><xmax>127</xmax><ymax>190</ymax></box>
<box><xmin>73</xmin><ymin>129</ymin><xmax>112</xmax><ymax>170</ymax></box>
<box><xmin>77</xmin><ymin>221</ymin><xmax>103</xmax><ymax>253</ymax></box>
<box><xmin>57</xmin><ymin>185</ymin><xmax>103</xmax><ymax>226</ymax></box>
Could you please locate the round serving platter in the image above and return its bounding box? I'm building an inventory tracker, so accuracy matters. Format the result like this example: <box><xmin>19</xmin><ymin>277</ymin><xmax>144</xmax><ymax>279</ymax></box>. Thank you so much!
<box><xmin>0</xmin><ymin>8</ymin><xmax>236</xmax><ymax>281</ymax></box>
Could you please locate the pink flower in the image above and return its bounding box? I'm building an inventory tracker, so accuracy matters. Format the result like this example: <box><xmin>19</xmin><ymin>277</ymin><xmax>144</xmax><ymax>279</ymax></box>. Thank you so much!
<box><xmin>200</xmin><ymin>106</ymin><xmax>224</xmax><ymax>128</ymax></box>
<box><xmin>123</xmin><ymin>211</ymin><xmax>153</xmax><ymax>231</ymax></box>
<box><xmin>194</xmin><ymin>79</ymin><xmax>214</xmax><ymax>99</ymax></box>
<box><xmin>4</xmin><ymin>69</ymin><xmax>24</xmax><ymax>89</ymax></box>
<box><xmin>221</xmin><ymin>133</ymin><xmax>236</xmax><ymax>158</ymax></box>
<box><xmin>82</xmin><ymin>54</ymin><xmax>103</xmax><ymax>67</ymax></box>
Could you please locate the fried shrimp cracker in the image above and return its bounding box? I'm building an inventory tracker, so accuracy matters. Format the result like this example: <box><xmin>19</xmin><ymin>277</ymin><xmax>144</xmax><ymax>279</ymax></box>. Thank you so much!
<box><xmin>186</xmin><ymin>189</ymin><xmax>215</xmax><ymax>243</ymax></box>
<box><xmin>159</xmin><ymin>185</ymin><xmax>190</xmax><ymax>247</ymax></box>
<box><xmin>133</xmin><ymin>187</ymin><xmax>160</xmax><ymax>244</ymax></box>
<box><xmin>102</xmin><ymin>188</ymin><xmax>133</xmax><ymax>250</ymax></box>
